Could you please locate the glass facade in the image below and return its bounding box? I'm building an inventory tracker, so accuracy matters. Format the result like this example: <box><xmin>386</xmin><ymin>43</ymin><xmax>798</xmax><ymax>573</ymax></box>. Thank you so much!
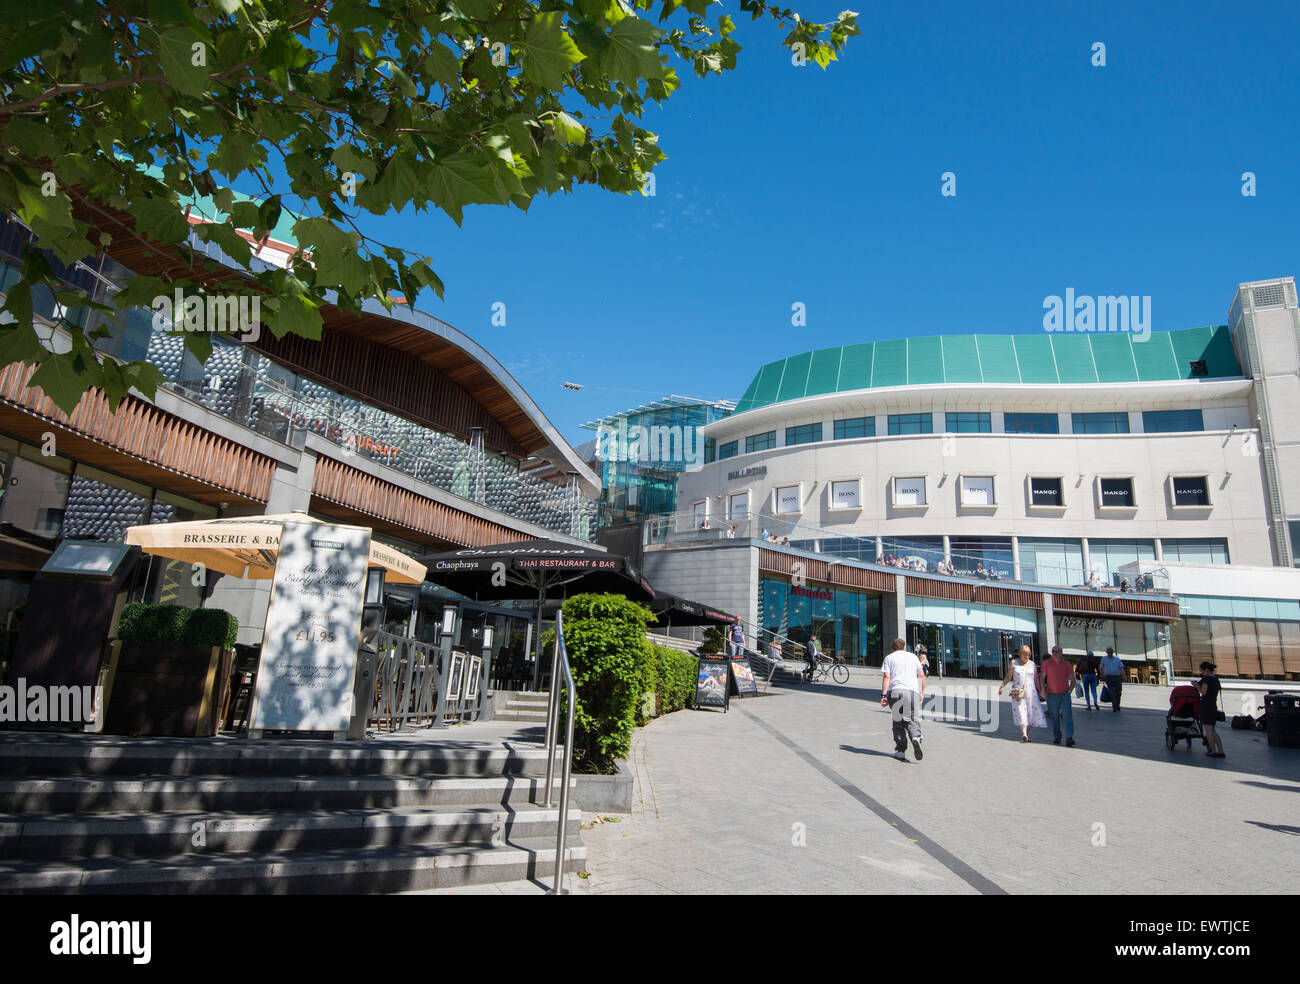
<box><xmin>888</xmin><ymin>413</ymin><xmax>932</xmax><ymax>435</ymax></box>
<box><xmin>1170</xmin><ymin>598</ymin><xmax>1300</xmax><ymax>679</ymax></box>
<box><xmin>1088</xmin><ymin>538</ymin><xmax>1155</xmax><ymax>583</ymax></box>
<box><xmin>948</xmin><ymin>536</ymin><xmax>1013</xmax><ymax>578</ymax></box>
<box><xmin>1072</xmin><ymin>412</ymin><xmax>1130</xmax><ymax>434</ymax></box>
<box><xmin>1160</xmin><ymin>538</ymin><xmax>1228</xmax><ymax>564</ymax></box>
<box><xmin>760</xmin><ymin>575</ymin><xmax>882</xmax><ymax>666</ymax></box>
<box><xmin>945</xmin><ymin>412</ymin><xmax>991</xmax><ymax>433</ymax></box>
<box><xmin>586</xmin><ymin>396</ymin><xmax>731</xmax><ymax>528</ymax></box>
<box><xmin>1004</xmin><ymin>412</ymin><xmax>1059</xmax><ymax>434</ymax></box>
<box><xmin>834</xmin><ymin>417</ymin><xmax>874</xmax><ymax>440</ymax></box>
<box><xmin>785</xmin><ymin>423</ymin><xmax>822</xmax><ymax>446</ymax></box>
<box><xmin>1019</xmin><ymin>538</ymin><xmax>1085</xmax><ymax>585</ymax></box>
<box><xmin>906</xmin><ymin>597</ymin><xmax>1039</xmax><ymax>679</ymax></box>
<box><xmin>1142</xmin><ymin>409</ymin><xmax>1204</xmax><ymax>432</ymax></box>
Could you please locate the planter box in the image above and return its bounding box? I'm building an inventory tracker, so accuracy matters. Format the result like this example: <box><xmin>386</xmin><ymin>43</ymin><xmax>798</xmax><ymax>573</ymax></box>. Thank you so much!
<box><xmin>573</xmin><ymin>760</ymin><xmax>634</xmax><ymax>814</ymax></box>
<box><xmin>103</xmin><ymin>642</ymin><xmax>234</xmax><ymax>738</ymax></box>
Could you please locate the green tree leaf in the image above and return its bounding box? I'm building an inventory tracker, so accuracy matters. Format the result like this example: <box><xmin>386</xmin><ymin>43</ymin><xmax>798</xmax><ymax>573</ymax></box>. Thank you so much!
<box><xmin>520</xmin><ymin>12</ymin><xmax>586</xmax><ymax>89</ymax></box>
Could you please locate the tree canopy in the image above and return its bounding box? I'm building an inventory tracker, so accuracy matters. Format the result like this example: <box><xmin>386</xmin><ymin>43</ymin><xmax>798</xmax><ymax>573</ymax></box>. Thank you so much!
<box><xmin>0</xmin><ymin>0</ymin><xmax>858</xmax><ymax>412</ymax></box>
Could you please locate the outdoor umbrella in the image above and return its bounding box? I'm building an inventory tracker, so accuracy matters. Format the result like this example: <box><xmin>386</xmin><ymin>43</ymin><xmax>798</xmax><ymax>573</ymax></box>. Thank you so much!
<box><xmin>124</xmin><ymin>511</ymin><xmax>427</xmax><ymax>584</ymax></box>
<box><xmin>416</xmin><ymin>538</ymin><xmax>654</xmax><ymax>688</ymax></box>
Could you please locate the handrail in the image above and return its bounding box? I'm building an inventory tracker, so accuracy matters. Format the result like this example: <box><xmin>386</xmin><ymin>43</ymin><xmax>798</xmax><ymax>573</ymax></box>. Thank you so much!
<box><xmin>543</xmin><ymin>609</ymin><xmax>576</xmax><ymax>896</ymax></box>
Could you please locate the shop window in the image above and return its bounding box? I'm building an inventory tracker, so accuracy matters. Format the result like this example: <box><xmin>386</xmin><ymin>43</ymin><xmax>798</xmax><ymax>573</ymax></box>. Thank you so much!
<box><xmin>0</xmin><ymin>450</ymin><xmax>72</xmax><ymax>538</ymax></box>
<box><xmin>774</xmin><ymin>485</ymin><xmax>801</xmax><ymax>515</ymax></box>
<box><xmin>892</xmin><ymin>476</ymin><xmax>927</xmax><ymax>507</ymax></box>
<box><xmin>1028</xmin><ymin>476</ymin><xmax>1064</xmax><ymax>508</ymax></box>
<box><xmin>1097</xmin><ymin>477</ymin><xmax>1136</xmax><ymax>508</ymax></box>
<box><xmin>828</xmin><ymin>479</ymin><xmax>860</xmax><ymax>510</ymax></box>
<box><xmin>1170</xmin><ymin>475</ymin><xmax>1210</xmax><ymax>507</ymax></box>
<box><xmin>61</xmin><ymin>466</ymin><xmax>151</xmax><ymax>542</ymax></box>
<box><xmin>728</xmin><ymin>491</ymin><xmax>749</xmax><ymax>521</ymax></box>
<box><xmin>959</xmin><ymin>475</ymin><xmax>996</xmax><ymax>506</ymax></box>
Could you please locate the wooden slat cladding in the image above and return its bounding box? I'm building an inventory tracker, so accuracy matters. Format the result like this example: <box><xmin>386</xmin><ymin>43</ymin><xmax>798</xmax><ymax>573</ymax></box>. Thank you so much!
<box><xmin>0</xmin><ymin>363</ymin><xmax>275</xmax><ymax>502</ymax></box>
<box><xmin>312</xmin><ymin>456</ymin><xmax>527</xmax><ymax>549</ymax></box>
<box><xmin>1053</xmin><ymin>593</ymin><xmax>1180</xmax><ymax>621</ymax></box>
<box><xmin>251</xmin><ymin>330</ymin><xmax>522</xmax><ymax>457</ymax></box>
<box><xmin>758</xmin><ymin>549</ymin><xmax>893</xmax><ymax>592</ymax></box>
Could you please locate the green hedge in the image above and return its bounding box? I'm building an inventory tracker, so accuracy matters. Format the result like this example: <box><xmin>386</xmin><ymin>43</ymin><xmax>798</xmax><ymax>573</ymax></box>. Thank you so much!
<box><xmin>118</xmin><ymin>603</ymin><xmax>238</xmax><ymax>649</ymax></box>
<box><xmin>636</xmin><ymin>644</ymin><xmax>697</xmax><ymax>724</ymax></box>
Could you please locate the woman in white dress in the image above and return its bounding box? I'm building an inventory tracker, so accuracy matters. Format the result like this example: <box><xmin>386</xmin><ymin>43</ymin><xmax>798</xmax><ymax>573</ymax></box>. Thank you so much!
<box><xmin>998</xmin><ymin>645</ymin><xmax>1047</xmax><ymax>742</ymax></box>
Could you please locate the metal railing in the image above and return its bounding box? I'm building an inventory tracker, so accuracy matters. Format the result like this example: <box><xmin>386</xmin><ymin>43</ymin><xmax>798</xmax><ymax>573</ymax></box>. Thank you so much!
<box><xmin>364</xmin><ymin>631</ymin><xmax>440</xmax><ymax>731</ymax></box>
<box><xmin>543</xmin><ymin>610</ymin><xmax>576</xmax><ymax>896</ymax></box>
<box><xmin>644</xmin><ymin>508</ymin><xmax>1178</xmax><ymax>594</ymax></box>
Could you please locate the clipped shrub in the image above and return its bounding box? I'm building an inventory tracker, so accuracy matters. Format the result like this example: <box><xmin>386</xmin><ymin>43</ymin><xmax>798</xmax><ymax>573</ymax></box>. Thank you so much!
<box><xmin>699</xmin><ymin>625</ymin><xmax>725</xmax><ymax>655</ymax></box>
<box><xmin>655</xmin><ymin>646</ymin><xmax>698</xmax><ymax>715</ymax></box>
<box><xmin>118</xmin><ymin>603</ymin><xmax>238</xmax><ymax>649</ymax></box>
<box><xmin>558</xmin><ymin>592</ymin><xmax>654</xmax><ymax>774</ymax></box>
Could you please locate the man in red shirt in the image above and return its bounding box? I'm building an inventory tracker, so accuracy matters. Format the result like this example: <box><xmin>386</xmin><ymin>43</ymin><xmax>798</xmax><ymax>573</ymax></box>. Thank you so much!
<box><xmin>1038</xmin><ymin>646</ymin><xmax>1077</xmax><ymax>747</ymax></box>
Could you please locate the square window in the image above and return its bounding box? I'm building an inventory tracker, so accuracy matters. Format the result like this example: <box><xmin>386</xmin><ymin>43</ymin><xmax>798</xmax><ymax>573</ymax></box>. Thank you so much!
<box><xmin>1098</xmin><ymin>477</ymin><xmax>1135</xmax><ymax>508</ymax></box>
<box><xmin>717</xmin><ymin>441</ymin><xmax>738</xmax><ymax>460</ymax></box>
<box><xmin>829</xmin><ymin>480</ymin><xmax>861</xmax><ymax>510</ymax></box>
<box><xmin>774</xmin><ymin>485</ymin><xmax>801</xmax><ymax>514</ymax></box>
<box><xmin>1028</xmin><ymin>476</ymin><xmax>1064</xmax><ymax>507</ymax></box>
<box><xmin>728</xmin><ymin>492</ymin><xmax>749</xmax><ymax>521</ymax></box>
<box><xmin>1171</xmin><ymin>476</ymin><xmax>1210</xmax><ymax>507</ymax></box>
<box><xmin>892</xmin><ymin>476</ymin><xmax>927</xmax><ymax>507</ymax></box>
<box><xmin>959</xmin><ymin>475</ymin><xmax>996</xmax><ymax>506</ymax></box>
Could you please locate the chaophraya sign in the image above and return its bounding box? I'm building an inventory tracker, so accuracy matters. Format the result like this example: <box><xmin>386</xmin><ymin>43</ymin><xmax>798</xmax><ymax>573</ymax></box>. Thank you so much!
<box><xmin>250</xmin><ymin>521</ymin><xmax>371</xmax><ymax>733</ymax></box>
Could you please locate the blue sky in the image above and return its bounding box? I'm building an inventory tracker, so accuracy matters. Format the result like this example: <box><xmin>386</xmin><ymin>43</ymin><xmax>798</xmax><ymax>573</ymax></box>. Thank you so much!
<box><xmin>355</xmin><ymin>0</ymin><xmax>1300</xmax><ymax>447</ymax></box>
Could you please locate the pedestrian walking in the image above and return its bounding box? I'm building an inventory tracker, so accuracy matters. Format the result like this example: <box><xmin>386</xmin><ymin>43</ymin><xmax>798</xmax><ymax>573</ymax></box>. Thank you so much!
<box><xmin>1099</xmin><ymin>647</ymin><xmax>1125</xmax><ymax>711</ymax></box>
<box><xmin>1198</xmin><ymin>661</ymin><xmax>1226</xmax><ymax>759</ymax></box>
<box><xmin>880</xmin><ymin>638</ymin><xmax>925</xmax><ymax>761</ymax></box>
<box><xmin>1040</xmin><ymin>646</ymin><xmax>1077</xmax><ymax>746</ymax></box>
<box><xmin>803</xmin><ymin>635</ymin><xmax>820</xmax><ymax>683</ymax></box>
<box><xmin>1077</xmin><ymin>650</ymin><xmax>1100</xmax><ymax>709</ymax></box>
<box><xmin>999</xmin><ymin>645</ymin><xmax>1046</xmax><ymax>742</ymax></box>
<box><xmin>728</xmin><ymin>618</ymin><xmax>744</xmax><ymax>657</ymax></box>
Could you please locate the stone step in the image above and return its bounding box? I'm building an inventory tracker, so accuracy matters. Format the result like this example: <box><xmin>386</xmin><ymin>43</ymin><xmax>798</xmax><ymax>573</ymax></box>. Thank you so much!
<box><xmin>0</xmin><ymin>735</ymin><xmax>553</xmax><ymax>778</ymax></box>
<box><xmin>0</xmin><ymin>803</ymin><xmax>583</xmax><ymax>860</ymax></box>
<box><xmin>495</xmin><ymin>710</ymin><xmax>550</xmax><ymax>723</ymax></box>
<box><xmin>0</xmin><ymin>838</ymin><xmax>588</xmax><ymax>895</ymax></box>
<box><xmin>504</xmin><ymin>700</ymin><xmax>550</xmax><ymax>712</ymax></box>
<box><xmin>0</xmin><ymin>773</ymin><xmax>577</xmax><ymax>814</ymax></box>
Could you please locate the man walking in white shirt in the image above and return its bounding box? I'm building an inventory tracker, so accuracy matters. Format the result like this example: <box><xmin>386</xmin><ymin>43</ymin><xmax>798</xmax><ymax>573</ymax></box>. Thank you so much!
<box><xmin>880</xmin><ymin>637</ymin><xmax>925</xmax><ymax>761</ymax></box>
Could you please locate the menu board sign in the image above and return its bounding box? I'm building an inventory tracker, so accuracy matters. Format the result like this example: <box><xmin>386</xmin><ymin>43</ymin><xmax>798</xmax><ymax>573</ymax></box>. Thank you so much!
<box><xmin>251</xmin><ymin>522</ymin><xmax>370</xmax><ymax>733</ymax></box>
<box><xmin>730</xmin><ymin>658</ymin><xmax>758</xmax><ymax>697</ymax></box>
<box><xmin>695</xmin><ymin>659</ymin><xmax>730</xmax><ymax>711</ymax></box>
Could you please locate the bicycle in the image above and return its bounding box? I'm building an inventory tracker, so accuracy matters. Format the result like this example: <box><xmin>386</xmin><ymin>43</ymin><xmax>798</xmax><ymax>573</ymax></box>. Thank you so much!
<box><xmin>804</xmin><ymin>651</ymin><xmax>850</xmax><ymax>685</ymax></box>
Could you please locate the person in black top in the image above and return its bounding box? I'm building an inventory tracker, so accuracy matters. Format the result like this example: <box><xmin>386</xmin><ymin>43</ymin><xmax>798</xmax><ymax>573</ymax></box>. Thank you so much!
<box><xmin>1198</xmin><ymin>660</ymin><xmax>1225</xmax><ymax>758</ymax></box>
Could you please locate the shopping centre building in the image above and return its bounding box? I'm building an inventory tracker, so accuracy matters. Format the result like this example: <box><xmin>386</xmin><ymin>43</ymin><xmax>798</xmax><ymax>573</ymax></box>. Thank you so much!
<box><xmin>0</xmin><ymin>198</ymin><xmax>599</xmax><ymax>655</ymax></box>
<box><xmin>643</xmin><ymin>278</ymin><xmax>1300</xmax><ymax>680</ymax></box>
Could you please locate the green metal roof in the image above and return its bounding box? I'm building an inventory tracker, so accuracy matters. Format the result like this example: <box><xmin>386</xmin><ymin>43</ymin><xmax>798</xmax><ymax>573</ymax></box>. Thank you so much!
<box><xmin>734</xmin><ymin>326</ymin><xmax>1240</xmax><ymax>414</ymax></box>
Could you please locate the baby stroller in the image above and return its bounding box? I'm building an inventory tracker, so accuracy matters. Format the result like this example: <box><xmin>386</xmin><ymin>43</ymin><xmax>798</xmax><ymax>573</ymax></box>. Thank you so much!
<box><xmin>1165</xmin><ymin>685</ymin><xmax>1205</xmax><ymax>750</ymax></box>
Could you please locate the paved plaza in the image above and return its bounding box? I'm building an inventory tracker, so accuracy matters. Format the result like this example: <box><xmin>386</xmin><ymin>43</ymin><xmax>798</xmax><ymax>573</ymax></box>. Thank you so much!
<box><xmin>581</xmin><ymin>672</ymin><xmax>1300</xmax><ymax>894</ymax></box>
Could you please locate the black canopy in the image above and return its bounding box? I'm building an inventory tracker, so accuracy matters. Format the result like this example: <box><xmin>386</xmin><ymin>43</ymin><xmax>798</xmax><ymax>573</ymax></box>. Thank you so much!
<box><xmin>415</xmin><ymin>539</ymin><xmax>654</xmax><ymax>690</ymax></box>
<box><xmin>650</xmin><ymin>592</ymin><xmax>735</xmax><ymax>629</ymax></box>
<box><xmin>417</xmin><ymin>538</ymin><xmax>654</xmax><ymax>603</ymax></box>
